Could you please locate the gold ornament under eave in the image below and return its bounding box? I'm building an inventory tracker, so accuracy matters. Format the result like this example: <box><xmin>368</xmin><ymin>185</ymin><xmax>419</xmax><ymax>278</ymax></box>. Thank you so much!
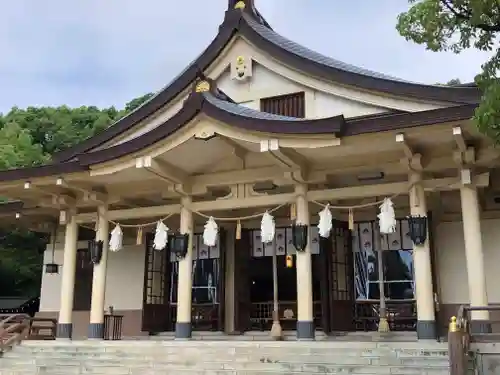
<box><xmin>195</xmin><ymin>80</ymin><xmax>210</xmax><ymax>93</ymax></box>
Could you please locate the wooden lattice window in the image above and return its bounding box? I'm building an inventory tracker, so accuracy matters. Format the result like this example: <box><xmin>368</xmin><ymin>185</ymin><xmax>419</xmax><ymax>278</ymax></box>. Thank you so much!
<box><xmin>73</xmin><ymin>247</ymin><xmax>93</xmax><ymax>311</ymax></box>
<box><xmin>260</xmin><ymin>92</ymin><xmax>305</xmax><ymax>118</ymax></box>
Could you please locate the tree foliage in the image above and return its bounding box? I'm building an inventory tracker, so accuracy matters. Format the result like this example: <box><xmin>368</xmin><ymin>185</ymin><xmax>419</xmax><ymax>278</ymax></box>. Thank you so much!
<box><xmin>396</xmin><ymin>0</ymin><xmax>500</xmax><ymax>141</ymax></box>
<box><xmin>0</xmin><ymin>93</ymin><xmax>153</xmax><ymax>297</ymax></box>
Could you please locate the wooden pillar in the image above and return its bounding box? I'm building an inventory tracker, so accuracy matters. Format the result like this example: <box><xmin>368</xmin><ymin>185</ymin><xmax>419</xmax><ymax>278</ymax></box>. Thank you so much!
<box><xmin>295</xmin><ymin>184</ymin><xmax>314</xmax><ymax>340</ymax></box>
<box><xmin>175</xmin><ymin>196</ymin><xmax>194</xmax><ymax>339</ymax></box>
<box><xmin>409</xmin><ymin>171</ymin><xmax>436</xmax><ymax>339</ymax></box>
<box><xmin>57</xmin><ymin>207</ymin><xmax>78</xmax><ymax>339</ymax></box>
<box><xmin>460</xmin><ymin>184</ymin><xmax>490</xmax><ymax>333</ymax></box>
<box><xmin>88</xmin><ymin>205</ymin><xmax>110</xmax><ymax>339</ymax></box>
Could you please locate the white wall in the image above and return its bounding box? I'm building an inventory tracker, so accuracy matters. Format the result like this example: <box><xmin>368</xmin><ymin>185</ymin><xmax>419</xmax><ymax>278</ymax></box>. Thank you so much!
<box><xmin>216</xmin><ymin>64</ymin><xmax>388</xmax><ymax>119</ymax></box>
<box><xmin>435</xmin><ymin>218</ymin><xmax>500</xmax><ymax>305</ymax></box>
<box><xmin>39</xmin><ymin>238</ymin><xmax>145</xmax><ymax>312</ymax></box>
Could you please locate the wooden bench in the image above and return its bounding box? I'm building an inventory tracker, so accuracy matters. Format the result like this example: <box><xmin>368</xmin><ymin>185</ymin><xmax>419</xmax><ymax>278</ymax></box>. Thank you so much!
<box><xmin>28</xmin><ymin>318</ymin><xmax>57</xmax><ymax>340</ymax></box>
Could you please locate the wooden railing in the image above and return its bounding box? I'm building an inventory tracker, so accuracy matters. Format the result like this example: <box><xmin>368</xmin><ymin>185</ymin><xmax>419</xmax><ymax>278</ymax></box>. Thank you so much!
<box><xmin>0</xmin><ymin>314</ymin><xmax>30</xmax><ymax>353</ymax></box>
<box><xmin>448</xmin><ymin>305</ymin><xmax>500</xmax><ymax>375</ymax></box>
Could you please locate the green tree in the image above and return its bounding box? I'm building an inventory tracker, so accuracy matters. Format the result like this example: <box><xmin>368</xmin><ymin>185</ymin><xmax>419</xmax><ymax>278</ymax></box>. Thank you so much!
<box><xmin>396</xmin><ymin>0</ymin><xmax>500</xmax><ymax>141</ymax></box>
<box><xmin>0</xmin><ymin>92</ymin><xmax>153</xmax><ymax>298</ymax></box>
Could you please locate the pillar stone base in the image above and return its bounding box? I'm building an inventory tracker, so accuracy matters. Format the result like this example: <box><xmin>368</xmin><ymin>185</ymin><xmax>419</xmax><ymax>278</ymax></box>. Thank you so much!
<box><xmin>471</xmin><ymin>320</ymin><xmax>492</xmax><ymax>334</ymax></box>
<box><xmin>416</xmin><ymin>320</ymin><xmax>436</xmax><ymax>340</ymax></box>
<box><xmin>296</xmin><ymin>321</ymin><xmax>315</xmax><ymax>340</ymax></box>
<box><xmin>88</xmin><ymin>323</ymin><xmax>104</xmax><ymax>339</ymax></box>
<box><xmin>56</xmin><ymin>323</ymin><xmax>73</xmax><ymax>339</ymax></box>
<box><xmin>175</xmin><ymin>322</ymin><xmax>192</xmax><ymax>339</ymax></box>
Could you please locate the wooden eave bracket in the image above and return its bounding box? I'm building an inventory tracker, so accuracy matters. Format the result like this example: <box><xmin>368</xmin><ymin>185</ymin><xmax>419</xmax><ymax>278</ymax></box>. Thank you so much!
<box><xmin>23</xmin><ymin>180</ymin><xmax>76</xmax><ymax>209</ymax></box>
<box><xmin>452</xmin><ymin>126</ymin><xmax>476</xmax><ymax>167</ymax></box>
<box><xmin>55</xmin><ymin>177</ymin><xmax>108</xmax><ymax>204</ymax></box>
<box><xmin>260</xmin><ymin>139</ymin><xmax>309</xmax><ymax>183</ymax></box>
<box><xmin>136</xmin><ymin>155</ymin><xmax>192</xmax><ymax>195</ymax></box>
<box><xmin>395</xmin><ymin>133</ymin><xmax>415</xmax><ymax>159</ymax></box>
<box><xmin>218</xmin><ymin>135</ymin><xmax>247</xmax><ymax>163</ymax></box>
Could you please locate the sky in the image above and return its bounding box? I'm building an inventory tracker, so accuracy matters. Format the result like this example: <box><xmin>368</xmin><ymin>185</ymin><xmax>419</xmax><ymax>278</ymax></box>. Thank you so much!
<box><xmin>0</xmin><ymin>0</ymin><xmax>492</xmax><ymax>113</ymax></box>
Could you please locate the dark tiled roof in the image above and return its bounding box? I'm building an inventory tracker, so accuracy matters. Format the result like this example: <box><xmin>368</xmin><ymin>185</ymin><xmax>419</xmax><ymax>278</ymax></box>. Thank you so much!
<box><xmin>204</xmin><ymin>92</ymin><xmax>301</xmax><ymax>121</ymax></box>
<box><xmin>244</xmin><ymin>14</ymin><xmax>408</xmax><ymax>82</ymax></box>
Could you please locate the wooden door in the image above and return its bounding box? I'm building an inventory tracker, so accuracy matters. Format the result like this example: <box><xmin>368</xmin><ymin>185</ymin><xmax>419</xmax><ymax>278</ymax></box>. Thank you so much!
<box><xmin>141</xmin><ymin>234</ymin><xmax>172</xmax><ymax>333</ymax></box>
<box><xmin>328</xmin><ymin>220</ymin><xmax>355</xmax><ymax>331</ymax></box>
<box><xmin>234</xmin><ymin>229</ymin><xmax>251</xmax><ymax>333</ymax></box>
<box><xmin>73</xmin><ymin>247</ymin><xmax>93</xmax><ymax>312</ymax></box>
<box><xmin>317</xmin><ymin>237</ymin><xmax>332</xmax><ymax>333</ymax></box>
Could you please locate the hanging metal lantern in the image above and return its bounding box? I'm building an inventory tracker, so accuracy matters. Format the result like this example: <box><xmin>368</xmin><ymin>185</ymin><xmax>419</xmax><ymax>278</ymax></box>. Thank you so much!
<box><xmin>407</xmin><ymin>215</ymin><xmax>428</xmax><ymax>246</ymax></box>
<box><xmin>89</xmin><ymin>240</ymin><xmax>104</xmax><ymax>264</ymax></box>
<box><xmin>169</xmin><ymin>233</ymin><xmax>189</xmax><ymax>259</ymax></box>
<box><xmin>291</xmin><ymin>224</ymin><xmax>308</xmax><ymax>252</ymax></box>
<box><xmin>45</xmin><ymin>263</ymin><xmax>59</xmax><ymax>274</ymax></box>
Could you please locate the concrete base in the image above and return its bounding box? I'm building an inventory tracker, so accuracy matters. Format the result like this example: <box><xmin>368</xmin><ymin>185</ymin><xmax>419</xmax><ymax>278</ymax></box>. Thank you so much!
<box><xmin>56</xmin><ymin>323</ymin><xmax>73</xmax><ymax>339</ymax></box>
<box><xmin>296</xmin><ymin>321</ymin><xmax>315</xmax><ymax>340</ymax></box>
<box><xmin>416</xmin><ymin>320</ymin><xmax>436</xmax><ymax>340</ymax></box>
<box><xmin>88</xmin><ymin>323</ymin><xmax>104</xmax><ymax>339</ymax></box>
<box><xmin>175</xmin><ymin>322</ymin><xmax>192</xmax><ymax>339</ymax></box>
<box><xmin>471</xmin><ymin>320</ymin><xmax>492</xmax><ymax>334</ymax></box>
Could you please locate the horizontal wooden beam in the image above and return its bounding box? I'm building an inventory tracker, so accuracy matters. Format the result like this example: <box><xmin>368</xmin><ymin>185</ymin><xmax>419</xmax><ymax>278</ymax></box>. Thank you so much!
<box><xmin>74</xmin><ymin>175</ymin><xmax>488</xmax><ymax>223</ymax></box>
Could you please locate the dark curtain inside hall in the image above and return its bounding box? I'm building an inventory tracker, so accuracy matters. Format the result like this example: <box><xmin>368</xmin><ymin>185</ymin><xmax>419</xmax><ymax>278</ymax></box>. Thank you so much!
<box><xmin>170</xmin><ymin>259</ymin><xmax>220</xmax><ymax>304</ymax></box>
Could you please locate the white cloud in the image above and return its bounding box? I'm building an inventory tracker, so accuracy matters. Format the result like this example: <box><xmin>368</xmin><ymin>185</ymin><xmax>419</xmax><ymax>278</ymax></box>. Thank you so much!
<box><xmin>0</xmin><ymin>0</ymin><xmax>491</xmax><ymax>113</ymax></box>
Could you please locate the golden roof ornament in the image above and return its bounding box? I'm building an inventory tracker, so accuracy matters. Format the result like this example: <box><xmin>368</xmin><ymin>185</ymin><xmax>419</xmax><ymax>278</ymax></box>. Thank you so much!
<box><xmin>195</xmin><ymin>80</ymin><xmax>210</xmax><ymax>93</ymax></box>
<box><xmin>234</xmin><ymin>1</ymin><xmax>245</xmax><ymax>10</ymax></box>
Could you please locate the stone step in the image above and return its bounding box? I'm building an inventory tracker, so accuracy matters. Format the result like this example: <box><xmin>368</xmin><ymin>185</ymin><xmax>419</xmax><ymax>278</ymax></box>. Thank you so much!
<box><xmin>0</xmin><ymin>364</ymin><xmax>450</xmax><ymax>375</ymax></box>
<box><xmin>0</xmin><ymin>340</ymin><xmax>451</xmax><ymax>375</ymax></box>
<box><xmin>0</xmin><ymin>354</ymin><xmax>450</xmax><ymax>366</ymax></box>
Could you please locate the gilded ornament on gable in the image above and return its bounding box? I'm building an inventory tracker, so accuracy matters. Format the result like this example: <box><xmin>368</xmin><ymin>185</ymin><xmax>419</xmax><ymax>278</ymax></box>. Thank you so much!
<box><xmin>232</xmin><ymin>55</ymin><xmax>252</xmax><ymax>81</ymax></box>
<box><xmin>195</xmin><ymin>80</ymin><xmax>210</xmax><ymax>93</ymax></box>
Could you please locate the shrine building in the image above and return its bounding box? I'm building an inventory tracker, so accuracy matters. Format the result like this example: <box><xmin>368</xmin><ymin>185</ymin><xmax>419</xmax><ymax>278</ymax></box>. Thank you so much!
<box><xmin>0</xmin><ymin>0</ymin><xmax>496</xmax><ymax>341</ymax></box>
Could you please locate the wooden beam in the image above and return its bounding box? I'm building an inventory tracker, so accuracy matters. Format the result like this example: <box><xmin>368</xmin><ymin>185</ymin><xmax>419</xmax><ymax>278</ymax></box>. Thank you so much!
<box><xmin>218</xmin><ymin>135</ymin><xmax>247</xmax><ymax>163</ymax></box>
<box><xmin>260</xmin><ymin>139</ymin><xmax>307</xmax><ymax>170</ymax></box>
<box><xmin>74</xmin><ymin>175</ymin><xmax>489</xmax><ymax>223</ymax></box>
<box><xmin>55</xmin><ymin>178</ymin><xmax>108</xmax><ymax>203</ymax></box>
<box><xmin>136</xmin><ymin>155</ymin><xmax>188</xmax><ymax>185</ymax></box>
<box><xmin>395</xmin><ymin>133</ymin><xmax>415</xmax><ymax>159</ymax></box>
<box><xmin>453</xmin><ymin>126</ymin><xmax>467</xmax><ymax>153</ymax></box>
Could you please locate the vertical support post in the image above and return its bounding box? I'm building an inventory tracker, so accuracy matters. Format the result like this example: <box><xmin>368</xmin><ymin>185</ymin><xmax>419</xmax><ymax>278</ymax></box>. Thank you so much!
<box><xmin>460</xmin><ymin>184</ymin><xmax>490</xmax><ymax>333</ymax></box>
<box><xmin>175</xmin><ymin>196</ymin><xmax>194</xmax><ymax>339</ymax></box>
<box><xmin>57</xmin><ymin>207</ymin><xmax>78</xmax><ymax>339</ymax></box>
<box><xmin>295</xmin><ymin>184</ymin><xmax>314</xmax><ymax>340</ymax></box>
<box><xmin>448</xmin><ymin>316</ymin><xmax>466</xmax><ymax>375</ymax></box>
<box><xmin>270</xmin><ymin>244</ymin><xmax>282</xmax><ymax>339</ymax></box>
<box><xmin>376</xmin><ymin>232</ymin><xmax>390</xmax><ymax>333</ymax></box>
<box><xmin>409</xmin><ymin>171</ymin><xmax>437</xmax><ymax>339</ymax></box>
<box><xmin>88</xmin><ymin>205</ymin><xmax>110</xmax><ymax>339</ymax></box>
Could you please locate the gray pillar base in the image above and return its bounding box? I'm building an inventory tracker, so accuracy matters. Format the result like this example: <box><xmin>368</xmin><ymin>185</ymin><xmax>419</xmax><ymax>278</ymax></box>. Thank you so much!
<box><xmin>56</xmin><ymin>323</ymin><xmax>73</xmax><ymax>339</ymax></box>
<box><xmin>471</xmin><ymin>320</ymin><xmax>492</xmax><ymax>334</ymax></box>
<box><xmin>417</xmin><ymin>320</ymin><xmax>436</xmax><ymax>340</ymax></box>
<box><xmin>175</xmin><ymin>322</ymin><xmax>192</xmax><ymax>339</ymax></box>
<box><xmin>88</xmin><ymin>323</ymin><xmax>105</xmax><ymax>339</ymax></box>
<box><xmin>296</xmin><ymin>320</ymin><xmax>315</xmax><ymax>340</ymax></box>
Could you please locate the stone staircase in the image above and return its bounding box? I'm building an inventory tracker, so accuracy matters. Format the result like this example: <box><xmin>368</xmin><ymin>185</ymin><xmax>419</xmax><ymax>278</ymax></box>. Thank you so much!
<box><xmin>0</xmin><ymin>340</ymin><xmax>451</xmax><ymax>374</ymax></box>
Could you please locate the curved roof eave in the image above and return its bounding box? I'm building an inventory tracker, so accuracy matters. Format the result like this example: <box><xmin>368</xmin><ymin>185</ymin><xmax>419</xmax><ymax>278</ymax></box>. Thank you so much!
<box><xmin>0</xmin><ymin>90</ymin><xmax>476</xmax><ymax>183</ymax></box>
<box><xmin>240</xmin><ymin>14</ymin><xmax>481</xmax><ymax>105</ymax></box>
<box><xmin>0</xmin><ymin>161</ymin><xmax>88</xmax><ymax>184</ymax></box>
<box><xmin>52</xmin><ymin>4</ymin><xmax>482</xmax><ymax>163</ymax></box>
<box><xmin>75</xmin><ymin>88</ymin><xmax>477</xmax><ymax>167</ymax></box>
<box><xmin>75</xmin><ymin>90</ymin><xmax>347</xmax><ymax>166</ymax></box>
